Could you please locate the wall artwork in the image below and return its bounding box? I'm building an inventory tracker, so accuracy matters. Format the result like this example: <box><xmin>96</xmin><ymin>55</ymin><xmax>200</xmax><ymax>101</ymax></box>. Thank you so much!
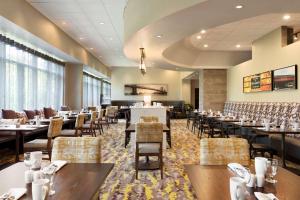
<box><xmin>124</xmin><ymin>84</ymin><xmax>168</xmax><ymax>96</ymax></box>
<box><xmin>273</xmin><ymin>65</ymin><xmax>297</xmax><ymax>90</ymax></box>
<box><xmin>243</xmin><ymin>71</ymin><xmax>272</xmax><ymax>93</ymax></box>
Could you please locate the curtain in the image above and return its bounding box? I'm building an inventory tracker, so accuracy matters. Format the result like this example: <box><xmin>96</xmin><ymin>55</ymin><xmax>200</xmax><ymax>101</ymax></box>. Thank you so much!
<box><xmin>83</xmin><ymin>73</ymin><xmax>101</xmax><ymax>107</ymax></box>
<box><xmin>0</xmin><ymin>40</ymin><xmax>64</xmax><ymax>111</ymax></box>
<box><xmin>102</xmin><ymin>81</ymin><xmax>111</xmax><ymax>105</ymax></box>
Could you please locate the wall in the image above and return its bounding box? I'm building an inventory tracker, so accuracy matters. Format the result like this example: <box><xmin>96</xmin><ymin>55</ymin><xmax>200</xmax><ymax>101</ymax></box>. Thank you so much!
<box><xmin>111</xmin><ymin>67</ymin><xmax>189</xmax><ymax>101</ymax></box>
<box><xmin>227</xmin><ymin>27</ymin><xmax>300</xmax><ymax>102</ymax></box>
<box><xmin>65</xmin><ymin>63</ymin><xmax>83</xmax><ymax>110</ymax></box>
<box><xmin>0</xmin><ymin>0</ymin><xmax>110</xmax><ymax>76</ymax></box>
<box><xmin>202</xmin><ymin>69</ymin><xmax>227</xmax><ymax>111</ymax></box>
<box><xmin>190</xmin><ymin>79</ymin><xmax>199</xmax><ymax>108</ymax></box>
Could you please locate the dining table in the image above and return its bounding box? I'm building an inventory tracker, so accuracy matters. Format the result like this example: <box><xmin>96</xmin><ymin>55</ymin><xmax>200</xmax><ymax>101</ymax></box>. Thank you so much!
<box><xmin>0</xmin><ymin>162</ymin><xmax>114</xmax><ymax>200</ymax></box>
<box><xmin>253</xmin><ymin>127</ymin><xmax>300</xmax><ymax>168</ymax></box>
<box><xmin>185</xmin><ymin>164</ymin><xmax>300</xmax><ymax>200</ymax></box>
<box><xmin>0</xmin><ymin>125</ymin><xmax>48</xmax><ymax>162</ymax></box>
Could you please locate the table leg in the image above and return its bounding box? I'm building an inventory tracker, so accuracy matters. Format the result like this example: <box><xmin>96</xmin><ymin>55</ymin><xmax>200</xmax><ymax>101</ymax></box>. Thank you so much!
<box><xmin>125</xmin><ymin>131</ymin><xmax>130</xmax><ymax>148</ymax></box>
<box><xmin>281</xmin><ymin>133</ymin><xmax>286</xmax><ymax>168</ymax></box>
<box><xmin>166</xmin><ymin>131</ymin><xmax>171</xmax><ymax>148</ymax></box>
<box><xmin>15</xmin><ymin>131</ymin><xmax>20</xmax><ymax>162</ymax></box>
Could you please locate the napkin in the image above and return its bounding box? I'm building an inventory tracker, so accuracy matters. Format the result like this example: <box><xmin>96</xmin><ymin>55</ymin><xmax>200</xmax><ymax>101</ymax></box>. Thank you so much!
<box><xmin>0</xmin><ymin>188</ymin><xmax>26</xmax><ymax>200</ymax></box>
<box><xmin>227</xmin><ymin>163</ymin><xmax>250</xmax><ymax>181</ymax></box>
<box><xmin>51</xmin><ymin>160</ymin><xmax>67</xmax><ymax>172</ymax></box>
<box><xmin>254</xmin><ymin>192</ymin><xmax>278</xmax><ymax>200</ymax></box>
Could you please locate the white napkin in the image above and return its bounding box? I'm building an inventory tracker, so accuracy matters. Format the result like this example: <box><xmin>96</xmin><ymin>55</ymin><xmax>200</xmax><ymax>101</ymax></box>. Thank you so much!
<box><xmin>51</xmin><ymin>160</ymin><xmax>67</xmax><ymax>172</ymax></box>
<box><xmin>0</xmin><ymin>188</ymin><xmax>26</xmax><ymax>200</ymax></box>
<box><xmin>254</xmin><ymin>192</ymin><xmax>278</xmax><ymax>200</ymax></box>
<box><xmin>227</xmin><ymin>163</ymin><xmax>250</xmax><ymax>181</ymax></box>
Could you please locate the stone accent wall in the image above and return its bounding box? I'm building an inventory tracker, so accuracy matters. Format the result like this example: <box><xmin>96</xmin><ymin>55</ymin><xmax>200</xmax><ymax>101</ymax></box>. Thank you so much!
<box><xmin>201</xmin><ymin>69</ymin><xmax>227</xmax><ymax>111</ymax></box>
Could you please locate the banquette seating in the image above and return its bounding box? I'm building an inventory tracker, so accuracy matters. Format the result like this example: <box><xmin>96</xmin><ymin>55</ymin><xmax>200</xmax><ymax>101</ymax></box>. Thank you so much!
<box><xmin>223</xmin><ymin>101</ymin><xmax>300</xmax><ymax>161</ymax></box>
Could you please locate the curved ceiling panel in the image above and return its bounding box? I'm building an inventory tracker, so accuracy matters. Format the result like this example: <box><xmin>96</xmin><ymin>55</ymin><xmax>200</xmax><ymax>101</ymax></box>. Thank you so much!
<box><xmin>124</xmin><ymin>0</ymin><xmax>300</xmax><ymax>69</ymax></box>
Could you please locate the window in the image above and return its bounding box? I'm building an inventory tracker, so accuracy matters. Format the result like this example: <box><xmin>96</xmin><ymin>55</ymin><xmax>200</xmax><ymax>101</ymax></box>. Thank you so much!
<box><xmin>0</xmin><ymin>39</ymin><xmax>64</xmax><ymax>111</ymax></box>
<box><xmin>102</xmin><ymin>81</ymin><xmax>111</xmax><ymax>105</ymax></box>
<box><xmin>83</xmin><ymin>73</ymin><xmax>101</xmax><ymax>107</ymax></box>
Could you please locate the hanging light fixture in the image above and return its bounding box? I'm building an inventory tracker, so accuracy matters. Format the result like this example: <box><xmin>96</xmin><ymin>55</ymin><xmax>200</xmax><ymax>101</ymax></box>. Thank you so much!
<box><xmin>139</xmin><ymin>48</ymin><xmax>146</xmax><ymax>75</ymax></box>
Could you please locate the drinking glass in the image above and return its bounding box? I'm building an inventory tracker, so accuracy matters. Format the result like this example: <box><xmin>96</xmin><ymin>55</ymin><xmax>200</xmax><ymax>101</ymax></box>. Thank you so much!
<box><xmin>24</xmin><ymin>152</ymin><xmax>32</xmax><ymax>170</ymax></box>
<box><xmin>29</xmin><ymin>120</ymin><xmax>35</xmax><ymax>126</ymax></box>
<box><xmin>43</xmin><ymin>165</ymin><xmax>57</xmax><ymax>196</ymax></box>
<box><xmin>267</xmin><ymin>159</ymin><xmax>278</xmax><ymax>183</ymax></box>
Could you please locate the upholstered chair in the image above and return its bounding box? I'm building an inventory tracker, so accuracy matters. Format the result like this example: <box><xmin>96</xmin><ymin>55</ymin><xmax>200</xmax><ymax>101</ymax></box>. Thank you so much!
<box><xmin>24</xmin><ymin>118</ymin><xmax>63</xmax><ymax>160</ymax></box>
<box><xmin>199</xmin><ymin>138</ymin><xmax>250</xmax><ymax>166</ymax></box>
<box><xmin>1</xmin><ymin>109</ymin><xmax>18</xmax><ymax>119</ymax></box>
<box><xmin>135</xmin><ymin>122</ymin><xmax>163</xmax><ymax>179</ymax></box>
<box><xmin>82</xmin><ymin>111</ymin><xmax>98</xmax><ymax>137</ymax></box>
<box><xmin>43</xmin><ymin>107</ymin><xmax>55</xmax><ymax>119</ymax></box>
<box><xmin>105</xmin><ymin>106</ymin><xmax>118</xmax><ymax>123</ymax></box>
<box><xmin>87</xmin><ymin>106</ymin><xmax>97</xmax><ymax>111</ymax></box>
<box><xmin>61</xmin><ymin>114</ymin><xmax>85</xmax><ymax>137</ymax></box>
<box><xmin>51</xmin><ymin>137</ymin><xmax>101</xmax><ymax>163</ymax></box>
<box><xmin>140</xmin><ymin>116</ymin><xmax>159</xmax><ymax>123</ymax></box>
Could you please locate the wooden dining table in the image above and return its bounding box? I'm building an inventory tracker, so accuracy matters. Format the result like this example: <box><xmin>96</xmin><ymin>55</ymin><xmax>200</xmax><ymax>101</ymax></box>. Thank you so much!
<box><xmin>253</xmin><ymin>127</ymin><xmax>300</xmax><ymax>168</ymax></box>
<box><xmin>185</xmin><ymin>164</ymin><xmax>300</xmax><ymax>200</ymax></box>
<box><xmin>0</xmin><ymin>125</ymin><xmax>48</xmax><ymax>162</ymax></box>
<box><xmin>0</xmin><ymin>162</ymin><xmax>114</xmax><ymax>200</ymax></box>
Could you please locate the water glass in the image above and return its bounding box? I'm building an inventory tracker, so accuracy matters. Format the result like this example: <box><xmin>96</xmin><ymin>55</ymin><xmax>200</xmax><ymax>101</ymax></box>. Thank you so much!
<box><xmin>271</xmin><ymin>159</ymin><xmax>278</xmax><ymax>183</ymax></box>
<box><xmin>24</xmin><ymin>152</ymin><xmax>32</xmax><ymax>170</ymax></box>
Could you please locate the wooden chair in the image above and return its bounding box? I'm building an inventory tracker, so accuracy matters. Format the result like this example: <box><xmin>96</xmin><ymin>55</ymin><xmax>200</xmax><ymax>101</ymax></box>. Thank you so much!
<box><xmin>51</xmin><ymin>137</ymin><xmax>101</xmax><ymax>163</ymax></box>
<box><xmin>105</xmin><ymin>106</ymin><xmax>118</xmax><ymax>123</ymax></box>
<box><xmin>135</xmin><ymin>122</ymin><xmax>163</xmax><ymax>179</ymax></box>
<box><xmin>82</xmin><ymin>111</ymin><xmax>98</xmax><ymax>137</ymax></box>
<box><xmin>24</xmin><ymin>118</ymin><xmax>63</xmax><ymax>160</ymax></box>
<box><xmin>61</xmin><ymin>114</ymin><xmax>85</xmax><ymax>137</ymax></box>
<box><xmin>87</xmin><ymin>106</ymin><xmax>97</xmax><ymax>111</ymax></box>
<box><xmin>199</xmin><ymin>138</ymin><xmax>250</xmax><ymax>166</ymax></box>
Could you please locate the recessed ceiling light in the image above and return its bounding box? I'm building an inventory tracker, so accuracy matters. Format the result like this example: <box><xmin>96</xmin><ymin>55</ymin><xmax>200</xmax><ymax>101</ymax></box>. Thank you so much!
<box><xmin>203</xmin><ymin>44</ymin><xmax>208</xmax><ymax>48</ymax></box>
<box><xmin>235</xmin><ymin>5</ymin><xmax>243</xmax><ymax>9</ymax></box>
<box><xmin>236</xmin><ymin>44</ymin><xmax>241</xmax><ymax>48</ymax></box>
<box><xmin>109</xmin><ymin>37</ymin><xmax>113</xmax><ymax>40</ymax></box>
<box><xmin>79</xmin><ymin>37</ymin><xmax>84</xmax><ymax>40</ymax></box>
<box><xmin>100</xmin><ymin>22</ymin><xmax>105</xmax><ymax>25</ymax></box>
<box><xmin>200</xmin><ymin>30</ymin><xmax>206</xmax><ymax>34</ymax></box>
<box><xmin>283</xmin><ymin>15</ymin><xmax>291</xmax><ymax>20</ymax></box>
<box><xmin>196</xmin><ymin>35</ymin><xmax>202</xmax><ymax>40</ymax></box>
<box><xmin>62</xmin><ymin>21</ymin><xmax>66</xmax><ymax>25</ymax></box>
<box><xmin>156</xmin><ymin>35</ymin><xmax>162</xmax><ymax>38</ymax></box>
<box><xmin>294</xmin><ymin>36</ymin><xmax>298</xmax><ymax>40</ymax></box>
<box><xmin>89</xmin><ymin>48</ymin><xmax>94</xmax><ymax>50</ymax></box>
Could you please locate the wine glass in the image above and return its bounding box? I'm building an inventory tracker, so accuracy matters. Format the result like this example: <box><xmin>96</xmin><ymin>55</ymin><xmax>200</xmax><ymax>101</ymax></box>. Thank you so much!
<box><xmin>29</xmin><ymin>120</ymin><xmax>34</xmax><ymax>126</ymax></box>
<box><xmin>268</xmin><ymin>159</ymin><xmax>278</xmax><ymax>183</ymax></box>
<box><xmin>24</xmin><ymin>152</ymin><xmax>32</xmax><ymax>170</ymax></box>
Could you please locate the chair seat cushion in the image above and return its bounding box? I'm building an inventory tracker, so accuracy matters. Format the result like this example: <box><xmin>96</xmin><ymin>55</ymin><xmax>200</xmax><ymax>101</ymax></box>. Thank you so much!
<box><xmin>252</xmin><ymin>143</ymin><xmax>272</xmax><ymax>150</ymax></box>
<box><xmin>24</xmin><ymin>139</ymin><xmax>51</xmax><ymax>150</ymax></box>
<box><xmin>82</xmin><ymin>124</ymin><xmax>91</xmax><ymax>129</ymax></box>
<box><xmin>61</xmin><ymin>129</ymin><xmax>77</xmax><ymax>136</ymax></box>
<box><xmin>138</xmin><ymin>143</ymin><xmax>160</xmax><ymax>153</ymax></box>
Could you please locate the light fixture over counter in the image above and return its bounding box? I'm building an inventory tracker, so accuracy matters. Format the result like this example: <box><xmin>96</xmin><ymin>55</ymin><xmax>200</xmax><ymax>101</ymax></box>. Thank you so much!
<box><xmin>139</xmin><ymin>47</ymin><xmax>146</xmax><ymax>75</ymax></box>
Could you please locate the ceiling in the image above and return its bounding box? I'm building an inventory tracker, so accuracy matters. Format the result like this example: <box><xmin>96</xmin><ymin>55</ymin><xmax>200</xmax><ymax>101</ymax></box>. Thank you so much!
<box><xmin>26</xmin><ymin>0</ymin><xmax>136</xmax><ymax>67</ymax></box>
<box><xmin>26</xmin><ymin>0</ymin><xmax>300</xmax><ymax>70</ymax></box>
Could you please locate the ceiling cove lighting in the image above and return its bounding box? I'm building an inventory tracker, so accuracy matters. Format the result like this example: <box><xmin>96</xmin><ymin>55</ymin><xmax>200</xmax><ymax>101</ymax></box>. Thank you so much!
<box><xmin>283</xmin><ymin>15</ymin><xmax>291</xmax><ymax>20</ymax></box>
<box><xmin>235</xmin><ymin>5</ymin><xmax>243</xmax><ymax>9</ymax></box>
<box><xmin>139</xmin><ymin>48</ymin><xmax>146</xmax><ymax>75</ymax></box>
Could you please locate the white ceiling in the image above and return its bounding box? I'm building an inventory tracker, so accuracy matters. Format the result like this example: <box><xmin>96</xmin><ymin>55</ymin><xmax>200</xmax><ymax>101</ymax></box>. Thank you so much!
<box><xmin>189</xmin><ymin>14</ymin><xmax>300</xmax><ymax>51</ymax></box>
<box><xmin>26</xmin><ymin>0</ymin><xmax>137</xmax><ymax>67</ymax></box>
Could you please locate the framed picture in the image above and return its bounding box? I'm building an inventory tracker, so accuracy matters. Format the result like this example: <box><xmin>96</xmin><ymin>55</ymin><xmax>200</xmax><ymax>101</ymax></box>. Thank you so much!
<box><xmin>243</xmin><ymin>71</ymin><xmax>272</xmax><ymax>93</ymax></box>
<box><xmin>273</xmin><ymin>65</ymin><xmax>297</xmax><ymax>90</ymax></box>
<box><xmin>124</xmin><ymin>84</ymin><xmax>168</xmax><ymax>96</ymax></box>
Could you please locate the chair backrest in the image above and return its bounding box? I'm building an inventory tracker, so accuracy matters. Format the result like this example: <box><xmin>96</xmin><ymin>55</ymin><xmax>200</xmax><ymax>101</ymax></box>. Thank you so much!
<box><xmin>200</xmin><ymin>138</ymin><xmax>250</xmax><ymax>166</ymax></box>
<box><xmin>60</xmin><ymin>106</ymin><xmax>71</xmax><ymax>111</ymax></box>
<box><xmin>51</xmin><ymin>137</ymin><xmax>101</xmax><ymax>163</ymax></box>
<box><xmin>48</xmin><ymin>118</ymin><xmax>63</xmax><ymax>138</ymax></box>
<box><xmin>105</xmin><ymin>106</ymin><xmax>118</xmax><ymax>116</ymax></box>
<box><xmin>75</xmin><ymin>114</ymin><xmax>85</xmax><ymax>128</ymax></box>
<box><xmin>90</xmin><ymin>111</ymin><xmax>97</xmax><ymax>122</ymax></box>
<box><xmin>136</xmin><ymin>122</ymin><xmax>163</xmax><ymax>143</ymax></box>
<box><xmin>44</xmin><ymin>107</ymin><xmax>55</xmax><ymax>119</ymax></box>
<box><xmin>140</xmin><ymin>116</ymin><xmax>159</xmax><ymax>123</ymax></box>
<box><xmin>88</xmin><ymin>106</ymin><xmax>96</xmax><ymax>111</ymax></box>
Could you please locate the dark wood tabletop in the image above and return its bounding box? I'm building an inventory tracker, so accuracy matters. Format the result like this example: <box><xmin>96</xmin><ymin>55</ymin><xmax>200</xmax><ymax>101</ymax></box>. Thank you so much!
<box><xmin>0</xmin><ymin>162</ymin><xmax>114</xmax><ymax>200</ymax></box>
<box><xmin>185</xmin><ymin>164</ymin><xmax>300</xmax><ymax>200</ymax></box>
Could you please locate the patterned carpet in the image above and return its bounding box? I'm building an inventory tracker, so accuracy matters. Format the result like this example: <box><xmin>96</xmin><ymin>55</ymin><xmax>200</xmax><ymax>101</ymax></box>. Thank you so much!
<box><xmin>98</xmin><ymin>119</ymin><xmax>199</xmax><ymax>200</ymax></box>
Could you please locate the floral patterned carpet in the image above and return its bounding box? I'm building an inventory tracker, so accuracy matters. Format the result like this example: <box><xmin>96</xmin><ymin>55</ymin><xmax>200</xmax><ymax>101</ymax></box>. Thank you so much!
<box><xmin>98</xmin><ymin>120</ymin><xmax>199</xmax><ymax>200</ymax></box>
